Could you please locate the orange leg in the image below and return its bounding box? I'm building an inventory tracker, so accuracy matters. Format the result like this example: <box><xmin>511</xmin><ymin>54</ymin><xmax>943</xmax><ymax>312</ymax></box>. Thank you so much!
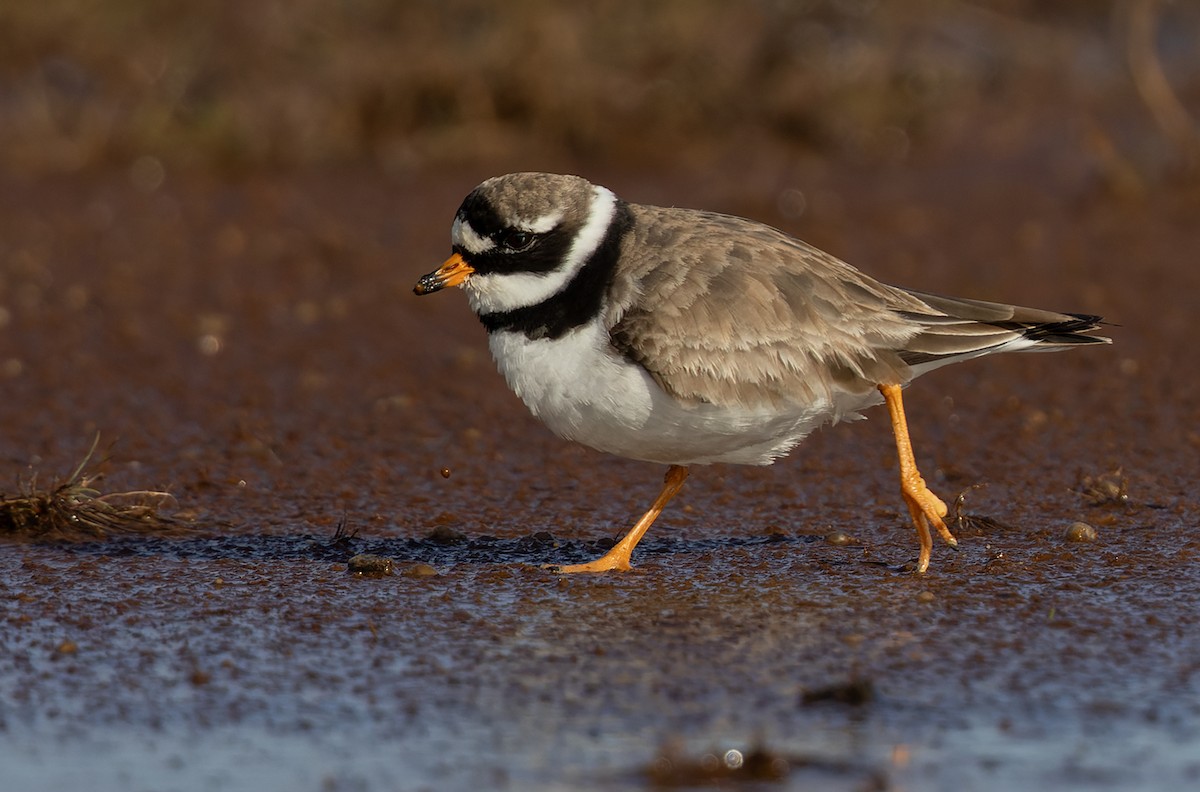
<box><xmin>551</xmin><ymin>465</ymin><xmax>690</xmax><ymax>573</ymax></box>
<box><xmin>878</xmin><ymin>383</ymin><xmax>958</xmax><ymax>574</ymax></box>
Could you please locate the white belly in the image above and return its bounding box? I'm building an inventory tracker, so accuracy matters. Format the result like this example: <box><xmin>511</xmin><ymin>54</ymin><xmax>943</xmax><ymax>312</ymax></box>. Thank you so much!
<box><xmin>486</xmin><ymin>321</ymin><xmax>843</xmax><ymax>466</ymax></box>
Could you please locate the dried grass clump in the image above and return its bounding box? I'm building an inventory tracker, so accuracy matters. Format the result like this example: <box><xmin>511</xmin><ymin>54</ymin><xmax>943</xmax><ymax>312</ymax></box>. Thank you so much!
<box><xmin>0</xmin><ymin>438</ymin><xmax>177</xmax><ymax>540</ymax></box>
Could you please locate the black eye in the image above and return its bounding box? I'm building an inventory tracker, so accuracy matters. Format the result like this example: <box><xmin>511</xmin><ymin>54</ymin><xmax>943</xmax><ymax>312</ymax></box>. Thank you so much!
<box><xmin>499</xmin><ymin>229</ymin><xmax>535</xmax><ymax>252</ymax></box>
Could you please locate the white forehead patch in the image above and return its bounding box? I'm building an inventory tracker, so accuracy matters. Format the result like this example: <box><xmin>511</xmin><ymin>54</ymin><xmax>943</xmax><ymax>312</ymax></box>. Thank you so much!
<box><xmin>515</xmin><ymin>211</ymin><xmax>563</xmax><ymax>234</ymax></box>
<box><xmin>451</xmin><ymin>216</ymin><xmax>494</xmax><ymax>255</ymax></box>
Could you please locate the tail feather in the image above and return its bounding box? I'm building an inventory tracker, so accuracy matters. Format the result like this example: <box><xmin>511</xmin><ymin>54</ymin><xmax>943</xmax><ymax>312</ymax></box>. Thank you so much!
<box><xmin>896</xmin><ymin>290</ymin><xmax>1111</xmax><ymax>368</ymax></box>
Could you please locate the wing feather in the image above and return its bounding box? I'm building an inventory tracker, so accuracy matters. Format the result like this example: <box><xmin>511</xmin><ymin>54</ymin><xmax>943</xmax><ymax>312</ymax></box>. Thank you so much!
<box><xmin>608</xmin><ymin>207</ymin><xmax>922</xmax><ymax>408</ymax></box>
<box><xmin>606</xmin><ymin>205</ymin><xmax>1110</xmax><ymax>410</ymax></box>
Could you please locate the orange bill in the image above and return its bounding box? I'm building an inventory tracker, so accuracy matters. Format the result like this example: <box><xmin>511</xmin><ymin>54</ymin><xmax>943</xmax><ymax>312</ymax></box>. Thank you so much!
<box><xmin>413</xmin><ymin>253</ymin><xmax>474</xmax><ymax>295</ymax></box>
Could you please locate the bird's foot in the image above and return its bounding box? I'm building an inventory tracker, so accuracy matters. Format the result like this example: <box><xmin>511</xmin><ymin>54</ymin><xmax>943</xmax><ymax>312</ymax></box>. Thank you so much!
<box><xmin>544</xmin><ymin>465</ymin><xmax>688</xmax><ymax>575</ymax></box>
<box><xmin>900</xmin><ymin>474</ymin><xmax>958</xmax><ymax>574</ymax></box>
<box><xmin>544</xmin><ymin>541</ymin><xmax>636</xmax><ymax>574</ymax></box>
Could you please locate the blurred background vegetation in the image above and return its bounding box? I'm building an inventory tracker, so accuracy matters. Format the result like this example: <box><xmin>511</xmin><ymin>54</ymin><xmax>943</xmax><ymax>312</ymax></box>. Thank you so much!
<box><xmin>0</xmin><ymin>0</ymin><xmax>1197</xmax><ymax>182</ymax></box>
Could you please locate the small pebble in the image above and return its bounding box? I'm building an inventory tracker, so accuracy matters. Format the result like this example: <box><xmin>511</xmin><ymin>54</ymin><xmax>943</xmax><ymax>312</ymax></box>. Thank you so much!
<box><xmin>348</xmin><ymin>554</ymin><xmax>394</xmax><ymax>577</ymax></box>
<box><xmin>439</xmin><ymin>467</ymin><xmax>451</xmax><ymax>479</ymax></box>
<box><xmin>404</xmin><ymin>563</ymin><xmax>439</xmax><ymax>578</ymax></box>
<box><xmin>916</xmin><ymin>590</ymin><xmax>935</xmax><ymax>604</ymax></box>
<box><xmin>824</xmin><ymin>531</ymin><xmax>853</xmax><ymax>546</ymax></box>
<box><xmin>427</xmin><ymin>524</ymin><xmax>466</xmax><ymax>544</ymax></box>
<box><xmin>1065</xmin><ymin>522</ymin><xmax>1098</xmax><ymax>543</ymax></box>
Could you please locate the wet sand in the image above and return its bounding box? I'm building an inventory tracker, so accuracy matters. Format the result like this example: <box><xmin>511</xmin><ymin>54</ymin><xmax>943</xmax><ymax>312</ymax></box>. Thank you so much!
<box><xmin>2</xmin><ymin>132</ymin><xmax>1199</xmax><ymax>790</ymax></box>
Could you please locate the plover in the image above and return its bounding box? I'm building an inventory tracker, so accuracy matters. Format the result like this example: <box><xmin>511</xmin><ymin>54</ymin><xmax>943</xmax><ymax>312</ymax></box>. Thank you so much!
<box><xmin>414</xmin><ymin>172</ymin><xmax>1109</xmax><ymax>574</ymax></box>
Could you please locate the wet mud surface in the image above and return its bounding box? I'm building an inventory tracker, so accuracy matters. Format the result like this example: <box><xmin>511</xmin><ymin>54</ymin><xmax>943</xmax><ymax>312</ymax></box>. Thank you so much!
<box><xmin>3</xmin><ymin>139</ymin><xmax>1200</xmax><ymax>789</ymax></box>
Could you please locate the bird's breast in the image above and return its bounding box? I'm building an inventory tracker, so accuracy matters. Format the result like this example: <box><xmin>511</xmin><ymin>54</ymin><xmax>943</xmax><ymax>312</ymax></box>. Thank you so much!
<box><xmin>487</xmin><ymin>321</ymin><xmax>656</xmax><ymax>443</ymax></box>
<box><xmin>485</xmin><ymin>319</ymin><xmax>832</xmax><ymax>466</ymax></box>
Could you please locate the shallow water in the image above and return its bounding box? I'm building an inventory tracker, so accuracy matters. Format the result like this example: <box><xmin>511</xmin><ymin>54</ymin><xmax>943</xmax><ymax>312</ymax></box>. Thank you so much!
<box><xmin>3</xmin><ymin>499</ymin><xmax>1198</xmax><ymax>791</ymax></box>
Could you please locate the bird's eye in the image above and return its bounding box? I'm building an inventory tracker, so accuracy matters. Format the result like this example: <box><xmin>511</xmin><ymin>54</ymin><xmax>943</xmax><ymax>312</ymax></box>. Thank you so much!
<box><xmin>499</xmin><ymin>229</ymin><xmax>535</xmax><ymax>252</ymax></box>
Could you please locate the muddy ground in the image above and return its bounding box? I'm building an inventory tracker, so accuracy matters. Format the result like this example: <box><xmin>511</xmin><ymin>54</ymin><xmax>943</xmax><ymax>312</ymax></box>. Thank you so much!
<box><xmin>3</xmin><ymin>5</ymin><xmax>1200</xmax><ymax>792</ymax></box>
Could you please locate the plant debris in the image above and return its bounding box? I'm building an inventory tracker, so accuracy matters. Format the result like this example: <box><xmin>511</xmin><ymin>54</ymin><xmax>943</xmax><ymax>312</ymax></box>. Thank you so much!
<box><xmin>801</xmin><ymin>677</ymin><xmax>875</xmax><ymax>707</ymax></box>
<box><xmin>951</xmin><ymin>484</ymin><xmax>1015</xmax><ymax>535</ymax></box>
<box><xmin>645</xmin><ymin>739</ymin><xmax>888</xmax><ymax>789</ymax></box>
<box><xmin>0</xmin><ymin>437</ymin><xmax>178</xmax><ymax>541</ymax></box>
<box><xmin>329</xmin><ymin>515</ymin><xmax>359</xmax><ymax>547</ymax></box>
<box><xmin>1079</xmin><ymin>470</ymin><xmax>1129</xmax><ymax>506</ymax></box>
<box><xmin>647</xmin><ymin>742</ymin><xmax>792</xmax><ymax>786</ymax></box>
